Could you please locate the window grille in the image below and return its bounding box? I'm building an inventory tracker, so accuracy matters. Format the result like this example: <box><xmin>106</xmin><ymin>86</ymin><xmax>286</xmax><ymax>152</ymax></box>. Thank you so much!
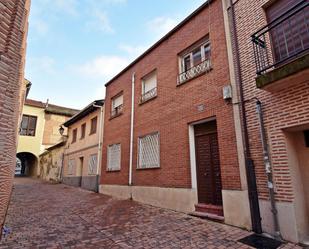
<box><xmin>138</xmin><ymin>132</ymin><xmax>160</xmax><ymax>169</ymax></box>
<box><xmin>88</xmin><ymin>154</ymin><xmax>97</xmax><ymax>175</ymax></box>
<box><xmin>68</xmin><ymin>159</ymin><xmax>75</xmax><ymax>175</ymax></box>
<box><xmin>107</xmin><ymin>144</ymin><xmax>121</xmax><ymax>171</ymax></box>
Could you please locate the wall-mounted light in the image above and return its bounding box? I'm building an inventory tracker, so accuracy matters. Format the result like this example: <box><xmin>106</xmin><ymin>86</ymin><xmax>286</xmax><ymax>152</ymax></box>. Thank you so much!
<box><xmin>59</xmin><ymin>126</ymin><xmax>64</xmax><ymax>136</ymax></box>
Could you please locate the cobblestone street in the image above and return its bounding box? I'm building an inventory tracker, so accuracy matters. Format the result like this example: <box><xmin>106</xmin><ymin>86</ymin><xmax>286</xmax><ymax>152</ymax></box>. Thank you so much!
<box><xmin>0</xmin><ymin>178</ymin><xmax>301</xmax><ymax>249</ymax></box>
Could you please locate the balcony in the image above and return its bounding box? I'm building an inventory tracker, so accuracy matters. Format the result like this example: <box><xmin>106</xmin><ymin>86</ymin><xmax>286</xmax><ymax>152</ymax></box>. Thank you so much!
<box><xmin>140</xmin><ymin>87</ymin><xmax>157</xmax><ymax>104</ymax></box>
<box><xmin>111</xmin><ymin>104</ymin><xmax>123</xmax><ymax>119</ymax></box>
<box><xmin>252</xmin><ymin>1</ymin><xmax>309</xmax><ymax>90</ymax></box>
<box><xmin>177</xmin><ymin>58</ymin><xmax>212</xmax><ymax>85</ymax></box>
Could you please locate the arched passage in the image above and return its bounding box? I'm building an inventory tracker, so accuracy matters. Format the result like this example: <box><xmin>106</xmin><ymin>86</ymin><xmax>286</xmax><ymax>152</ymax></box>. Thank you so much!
<box><xmin>16</xmin><ymin>152</ymin><xmax>38</xmax><ymax>177</ymax></box>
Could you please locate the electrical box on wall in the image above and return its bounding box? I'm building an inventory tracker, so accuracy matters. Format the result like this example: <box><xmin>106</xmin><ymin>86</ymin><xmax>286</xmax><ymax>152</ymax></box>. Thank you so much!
<box><xmin>223</xmin><ymin>85</ymin><xmax>232</xmax><ymax>100</ymax></box>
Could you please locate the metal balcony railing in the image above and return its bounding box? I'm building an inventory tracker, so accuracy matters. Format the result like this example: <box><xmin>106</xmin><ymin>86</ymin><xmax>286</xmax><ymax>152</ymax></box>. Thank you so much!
<box><xmin>140</xmin><ymin>87</ymin><xmax>157</xmax><ymax>103</ymax></box>
<box><xmin>111</xmin><ymin>104</ymin><xmax>123</xmax><ymax>118</ymax></box>
<box><xmin>177</xmin><ymin>58</ymin><xmax>212</xmax><ymax>85</ymax></box>
<box><xmin>252</xmin><ymin>1</ymin><xmax>309</xmax><ymax>75</ymax></box>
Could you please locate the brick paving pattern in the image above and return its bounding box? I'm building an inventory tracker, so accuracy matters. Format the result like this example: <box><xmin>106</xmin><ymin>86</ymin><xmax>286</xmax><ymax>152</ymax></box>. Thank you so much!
<box><xmin>0</xmin><ymin>178</ymin><xmax>301</xmax><ymax>249</ymax></box>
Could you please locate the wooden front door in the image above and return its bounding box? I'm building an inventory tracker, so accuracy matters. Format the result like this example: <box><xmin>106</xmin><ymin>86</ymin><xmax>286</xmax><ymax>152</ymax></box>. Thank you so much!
<box><xmin>194</xmin><ymin>121</ymin><xmax>222</xmax><ymax>206</ymax></box>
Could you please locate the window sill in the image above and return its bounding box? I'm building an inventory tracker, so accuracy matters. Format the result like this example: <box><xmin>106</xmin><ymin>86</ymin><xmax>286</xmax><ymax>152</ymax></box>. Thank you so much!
<box><xmin>109</xmin><ymin>112</ymin><xmax>123</xmax><ymax>120</ymax></box>
<box><xmin>177</xmin><ymin>67</ymin><xmax>212</xmax><ymax>87</ymax></box>
<box><xmin>139</xmin><ymin>95</ymin><xmax>157</xmax><ymax>105</ymax></box>
<box><xmin>137</xmin><ymin>166</ymin><xmax>160</xmax><ymax>170</ymax></box>
<box><xmin>106</xmin><ymin>169</ymin><xmax>121</xmax><ymax>172</ymax></box>
<box><xmin>89</xmin><ymin>132</ymin><xmax>96</xmax><ymax>136</ymax></box>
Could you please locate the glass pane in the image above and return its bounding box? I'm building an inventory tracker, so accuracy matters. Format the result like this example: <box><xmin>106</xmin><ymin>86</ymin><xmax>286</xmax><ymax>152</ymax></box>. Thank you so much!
<box><xmin>183</xmin><ymin>56</ymin><xmax>191</xmax><ymax>72</ymax></box>
<box><xmin>28</xmin><ymin>117</ymin><xmax>36</xmax><ymax>129</ymax></box>
<box><xmin>204</xmin><ymin>44</ymin><xmax>211</xmax><ymax>60</ymax></box>
<box><xmin>192</xmin><ymin>48</ymin><xmax>202</xmax><ymax>66</ymax></box>
<box><xmin>21</xmin><ymin>116</ymin><xmax>29</xmax><ymax>129</ymax></box>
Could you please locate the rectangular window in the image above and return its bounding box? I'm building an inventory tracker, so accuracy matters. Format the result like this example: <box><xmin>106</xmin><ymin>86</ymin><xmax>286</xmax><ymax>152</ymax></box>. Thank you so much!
<box><xmin>138</xmin><ymin>132</ymin><xmax>160</xmax><ymax>169</ymax></box>
<box><xmin>72</xmin><ymin>128</ymin><xmax>77</xmax><ymax>143</ymax></box>
<box><xmin>141</xmin><ymin>71</ymin><xmax>157</xmax><ymax>103</ymax></box>
<box><xmin>107</xmin><ymin>144</ymin><xmax>121</xmax><ymax>171</ymax></box>
<box><xmin>81</xmin><ymin>123</ymin><xmax>86</xmax><ymax>139</ymax></box>
<box><xmin>111</xmin><ymin>94</ymin><xmax>123</xmax><ymax>118</ymax></box>
<box><xmin>88</xmin><ymin>154</ymin><xmax>97</xmax><ymax>175</ymax></box>
<box><xmin>68</xmin><ymin>159</ymin><xmax>75</xmax><ymax>175</ymax></box>
<box><xmin>178</xmin><ymin>40</ymin><xmax>211</xmax><ymax>85</ymax></box>
<box><xmin>90</xmin><ymin>117</ymin><xmax>97</xmax><ymax>134</ymax></box>
<box><xmin>20</xmin><ymin>115</ymin><xmax>37</xmax><ymax>136</ymax></box>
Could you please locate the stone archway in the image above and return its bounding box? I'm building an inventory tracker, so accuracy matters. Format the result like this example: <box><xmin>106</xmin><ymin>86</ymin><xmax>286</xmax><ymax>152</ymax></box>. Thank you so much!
<box><xmin>16</xmin><ymin>152</ymin><xmax>38</xmax><ymax>177</ymax></box>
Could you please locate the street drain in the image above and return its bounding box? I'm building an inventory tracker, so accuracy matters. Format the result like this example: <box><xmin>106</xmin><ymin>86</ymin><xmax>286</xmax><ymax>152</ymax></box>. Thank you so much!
<box><xmin>238</xmin><ymin>234</ymin><xmax>283</xmax><ymax>249</ymax></box>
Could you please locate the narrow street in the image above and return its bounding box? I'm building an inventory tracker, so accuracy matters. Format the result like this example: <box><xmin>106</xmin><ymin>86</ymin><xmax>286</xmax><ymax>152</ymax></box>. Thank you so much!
<box><xmin>0</xmin><ymin>178</ymin><xmax>300</xmax><ymax>249</ymax></box>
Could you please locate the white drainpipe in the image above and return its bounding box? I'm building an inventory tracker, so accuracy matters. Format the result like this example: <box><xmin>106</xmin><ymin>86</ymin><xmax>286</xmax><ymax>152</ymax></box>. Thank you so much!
<box><xmin>93</xmin><ymin>103</ymin><xmax>104</xmax><ymax>191</ymax></box>
<box><xmin>129</xmin><ymin>73</ymin><xmax>135</xmax><ymax>186</ymax></box>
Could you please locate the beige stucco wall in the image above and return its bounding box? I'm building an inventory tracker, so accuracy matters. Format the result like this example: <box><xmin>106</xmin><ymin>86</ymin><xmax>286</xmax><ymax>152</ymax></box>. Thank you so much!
<box><xmin>63</xmin><ymin>108</ymin><xmax>103</xmax><ymax>178</ymax></box>
<box><xmin>17</xmin><ymin>104</ymin><xmax>45</xmax><ymax>157</ymax></box>
<box><xmin>42</xmin><ymin>113</ymin><xmax>69</xmax><ymax>150</ymax></box>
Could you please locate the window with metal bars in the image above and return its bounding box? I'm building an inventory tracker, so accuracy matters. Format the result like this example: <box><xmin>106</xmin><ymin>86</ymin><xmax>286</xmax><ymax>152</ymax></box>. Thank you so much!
<box><xmin>88</xmin><ymin>154</ymin><xmax>97</xmax><ymax>175</ymax></box>
<box><xmin>68</xmin><ymin>159</ymin><xmax>75</xmax><ymax>175</ymax></box>
<box><xmin>107</xmin><ymin>144</ymin><xmax>121</xmax><ymax>171</ymax></box>
<box><xmin>137</xmin><ymin>132</ymin><xmax>160</xmax><ymax>169</ymax></box>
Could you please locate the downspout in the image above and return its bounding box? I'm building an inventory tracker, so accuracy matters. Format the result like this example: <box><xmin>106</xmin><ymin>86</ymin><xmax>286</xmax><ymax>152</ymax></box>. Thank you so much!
<box><xmin>256</xmin><ymin>100</ymin><xmax>282</xmax><ymax>239</ymax></box>
<box><xmin>228</xmin><ymin>0</ymin><xmax>262</xmax><ymax>233</ymax></box>
<box><xmin>129</xmin><ymin>73</ymin><xmax>135</xmax><ymax>186</ymax></box>
<box><xmin>93</xmin><ymin>103</ymin><xmax>104</xmax><ymax>192</ymax></box>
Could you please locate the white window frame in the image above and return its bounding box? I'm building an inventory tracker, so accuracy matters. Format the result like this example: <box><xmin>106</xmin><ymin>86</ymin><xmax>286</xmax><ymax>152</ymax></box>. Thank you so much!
<box><xmin>88</xmin><ymin>154</ymin><xmax>97</xmax><ymax>175</ymax></box>
<box><xmin>111</xmin><ymin>94</ymin><xmax>124</xmax><ymax>117</ymax></box>
<box><xmin>68</xmin><ymin>159</ymin><xmax>75</xmax><ymax>175</ymax></box>
<box><xmin>107</xmin><ymin>143</ymin><xmax>121</xmax><ymax>171</ymax></box>
<box><xmin>137</xmin><ymin>132</ymin><xmax>160</xmax><ymax>169</ymax></box>
<box><xmin>142</xmin><ymin>70</ymin><xmax>157</xmax><ymax>95</ymax></box>
<box><xmin>180</xmin><ymin>41</ymin><xmax>210</xmax><ymax>73</ymax></box>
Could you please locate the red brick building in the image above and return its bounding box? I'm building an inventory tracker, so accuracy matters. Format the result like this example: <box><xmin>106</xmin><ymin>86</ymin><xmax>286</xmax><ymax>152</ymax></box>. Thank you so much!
<box><xmin>100</xmin><ymin>0</ymin><xmax>251</xmax><ymax>230</ymax></box>
<box><xmin>223</xmin><ymin>0</ymin><xmax>309</xmax><ymax>244</ymax></box>
<box><xmin>0</xmin><ymin>0</ymin><xmax>31</xmax><ymax>233</ymax></box>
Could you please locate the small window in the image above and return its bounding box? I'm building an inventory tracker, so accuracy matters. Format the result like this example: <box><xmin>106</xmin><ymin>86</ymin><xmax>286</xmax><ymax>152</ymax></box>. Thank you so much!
<box><xmin>304</xmin><ymin>130</ymin><xmax>309</xmax><ymax>147</ymax></box>
<box><xmin>68</xmin><ymin>159</ymin><xmax>75</xmax><ymax>175</ymax></box>
<box><xmin>138</xmin><ymin>132</ymin><xmax>160</xmax><ymax>169</ymax></box>
<box><xmin>141</xmin><ymin>71</ymin><xmax>157</xmax><ymax>103</ymax></box>
<box><xmin>88</xmin><ymin>154</ymin><xmax>97</xmax><ymax>175</ymax></box>
<box><xmin>90</xmin><ymin>117</ymin><xmax>97</xmax><ymax>134</ymax></box>
<box><xmin>178</xmin><ymin>40</ymin><xmax>211</xmax><ymax>85</ymax></box>
<box><xmin>107</xmin><ymin>144</ymin><xmax>121</xmax><ymax>171</ymax></box>
<box><xmin>80</xmin><ymin>123</ymin><xmax>86</xmax><ymax>139</ymax></box>
<box><xmin>72</xmin><ymin>129</ymin><xmax>77</xmax><ymax>143</ymax></box>
<box><xmin>20</xmin><ymin>115</ymin><xmax>37</xmax><ymax>136</ymax></box>
<box><xmin>111</xmin><ymin>94</ymin><xmax>123</xmax><ymax>118</ymax></box>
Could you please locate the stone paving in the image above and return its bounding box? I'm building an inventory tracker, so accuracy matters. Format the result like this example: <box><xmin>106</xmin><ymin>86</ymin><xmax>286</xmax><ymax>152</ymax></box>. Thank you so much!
<box><xmin>0</xmin><ymin>178</ymin><xmax>301</xmax><ymax>249</ymax></box>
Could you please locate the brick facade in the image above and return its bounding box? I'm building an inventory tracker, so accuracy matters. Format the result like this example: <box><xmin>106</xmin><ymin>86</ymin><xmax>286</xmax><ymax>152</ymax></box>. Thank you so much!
<box><xmin>101</xmin><ymin>0</ymin><xmax>244</xmax><ymax>219</ymax></box>
<box><xmin>0</xmin><ymin>0</ymin><xmax>30</xmax><ymax>232</ymax></box>
<box><xmin>225</xmin><ymin>0</ymin><xmax>309</xmax><ymax>242</ymax></box>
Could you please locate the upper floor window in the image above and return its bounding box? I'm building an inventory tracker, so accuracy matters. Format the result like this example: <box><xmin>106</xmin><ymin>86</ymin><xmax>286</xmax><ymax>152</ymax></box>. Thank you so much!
<box><xmin>140</xmin><ymin>70</ymin><xmax>157</xmax><ymax>104</ymax></box>
<box><xmin>90</xmin><ymin>117</ymin><xmax>97</xmax><ymax>135</ymax></box>
<box><xmin>178</xmin><ymin>39</ymin><xmax>211</xmax><ymax>85</ymax></box>
<box><xmin>137</xmin><ymin>132</ymin><xmax>160</xmax><ymax>169</ymax></box>
<box><xmin>20</xmin><ymin>115</ymin><xmax>37</xmax><ymax>136</ymax></box>
<box><xmin>107</xmin><ymin>143</ymin><xmax>121</xmax><ymax>171</ymax></box>
<box><xmin>72</xmin><ymin>128</ymin><xmax>77</xmax><ymax>143</ymax></box>
<box><xmin>111</xmin><ymin>93</ymin><xmax>123</xmax><ymax>118</ymax></box>
<box><xmin>252</xmin><ymin>0</ymin><xmax>309</xmax><ymax>74</ymax></box>
<box><xmin>81</xmin><ymin>123</ymin><xmax>86</xmax><ymax>139</ymax></box>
